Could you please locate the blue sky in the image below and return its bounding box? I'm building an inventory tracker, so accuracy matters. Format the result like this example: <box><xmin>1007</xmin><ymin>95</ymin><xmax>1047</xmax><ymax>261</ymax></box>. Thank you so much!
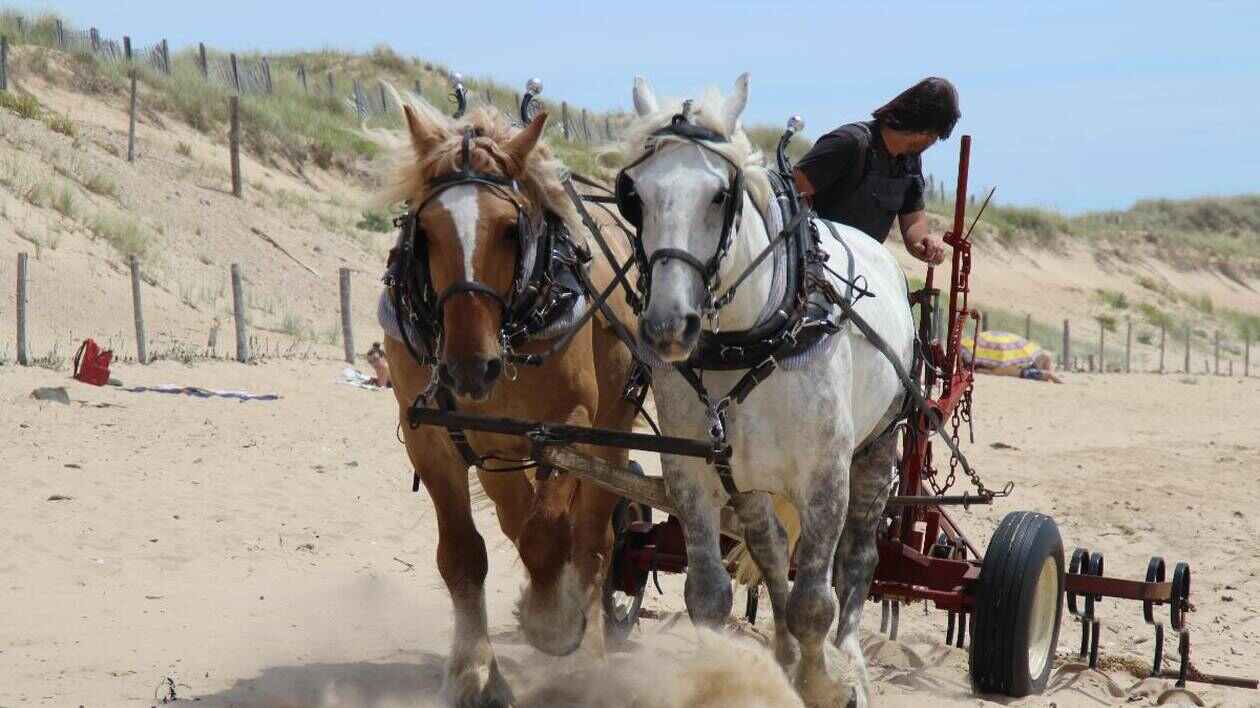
<box><xmin>23</xmin><ymin>1</ymin><xmax>1260</xmax><ymax>213</ymax></box>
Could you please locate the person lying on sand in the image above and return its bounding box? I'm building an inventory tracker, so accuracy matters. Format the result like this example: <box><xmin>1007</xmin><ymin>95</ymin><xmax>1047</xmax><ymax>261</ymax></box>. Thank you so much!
<box><xmin>975</xmin><ymin>351</ymin><xmax>1064</xmax><ymax>383</ymax></box>
<box><xmin>365</xmin><ymin>342</ymin><xmax>392</xmax><ymax>388</ymax></box>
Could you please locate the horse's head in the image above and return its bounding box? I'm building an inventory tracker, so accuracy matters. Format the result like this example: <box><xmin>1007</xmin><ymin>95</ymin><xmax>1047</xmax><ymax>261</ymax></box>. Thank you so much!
<box><xmin>620</xmin><ymin>74</ymin><xmax>751</xmax><ymax>361</ymax></box>
<box><xmin>400</xmin><ymin>105</ymin><xmax>548</xmax><ymax>400</ymax></box>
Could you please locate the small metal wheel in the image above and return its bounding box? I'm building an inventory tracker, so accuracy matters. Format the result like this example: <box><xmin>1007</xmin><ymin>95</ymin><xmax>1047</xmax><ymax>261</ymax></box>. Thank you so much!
<box><xmin>603</xmin><ymin>494</ymin><xmax>652</xmax><ymax>641</ymax></box>
<box><xmin>970</xmin><ymin>511</ymin><xmax>1065</xmax><ymax>697</ymax></box>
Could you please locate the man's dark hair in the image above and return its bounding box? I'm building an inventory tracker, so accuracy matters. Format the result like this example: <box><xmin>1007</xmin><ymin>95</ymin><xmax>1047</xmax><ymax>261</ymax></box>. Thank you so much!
<box><xmin>873</xmin><ymin>77</ymin><xmax>961</xmax><ymax>140</ymax></box>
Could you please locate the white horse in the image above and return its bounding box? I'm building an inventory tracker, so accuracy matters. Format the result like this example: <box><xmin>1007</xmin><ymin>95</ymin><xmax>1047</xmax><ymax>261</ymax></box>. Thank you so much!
<box><xmin>620</xmin><ymin>74</ymin><xmax>916</xmax><ymax>707</ymax></box>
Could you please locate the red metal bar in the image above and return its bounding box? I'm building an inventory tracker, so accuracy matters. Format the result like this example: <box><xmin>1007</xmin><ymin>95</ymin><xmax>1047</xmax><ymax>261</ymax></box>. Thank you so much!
<box><xmin>1066</xmin><ymin>574</ymin><xmax>1173</xmax><ymax>603</ymax></box>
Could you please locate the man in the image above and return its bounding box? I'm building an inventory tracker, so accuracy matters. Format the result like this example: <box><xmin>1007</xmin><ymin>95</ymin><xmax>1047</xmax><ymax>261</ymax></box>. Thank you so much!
<box><xmin>793</xmin><ymin>77</ymin><xmax>961</xmax><ymax>264</ymax></box>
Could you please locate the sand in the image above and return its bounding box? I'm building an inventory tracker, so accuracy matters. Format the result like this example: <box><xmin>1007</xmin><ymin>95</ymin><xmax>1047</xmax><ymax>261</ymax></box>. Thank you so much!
<box><xmin>3</xmin><ymin>358</ymin><xmax>1258</xmax><ymax>707</ymax></box>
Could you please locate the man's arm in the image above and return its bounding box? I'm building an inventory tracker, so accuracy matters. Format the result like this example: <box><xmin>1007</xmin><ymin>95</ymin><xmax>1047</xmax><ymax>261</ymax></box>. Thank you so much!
<box><xmin>898</xmin><ymin>210</ymin><xmax>946</xmax><ymax>264</ymax></box>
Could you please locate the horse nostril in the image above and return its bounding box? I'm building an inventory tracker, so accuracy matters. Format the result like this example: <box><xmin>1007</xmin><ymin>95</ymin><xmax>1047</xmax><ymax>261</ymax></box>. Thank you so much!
<box><xmin>682</xmin><ymin>314</ymin><xmax>702</xmax><ymax>341</ymax></box>
<box><xmin>484</xmin><ymin>357</ymin><xmax>503</xmax><ymax>383</ymax></box>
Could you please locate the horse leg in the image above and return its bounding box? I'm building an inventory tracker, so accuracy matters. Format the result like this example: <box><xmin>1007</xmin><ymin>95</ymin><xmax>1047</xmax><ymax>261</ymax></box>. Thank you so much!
<box><xmin>665</xmin><ymin>460</ymin><xmax>732</xmax><ymax>628</ymax></box>
<box><xmin>407</xmin><ymin>432</ymin><xmax>515</xmax><ymax>708</ymax></box>
<box><xmin>788</xmin><ymin>469</ymin><xmax>849</xmax><ymax>708</ymax></box>
<box><xmin>831</xmin><ymin>435</ymin><xmax>896</xmax><ymax>708</ymax></box>
<box><xmin>515</xmin><ymin>402</ymin><xmax>605</xmax><ymax>657</ymax></box>
<box><xmin>730</xmin><ymin>490</ymin><xmax>799</xmax><ymax>668</ymax></box>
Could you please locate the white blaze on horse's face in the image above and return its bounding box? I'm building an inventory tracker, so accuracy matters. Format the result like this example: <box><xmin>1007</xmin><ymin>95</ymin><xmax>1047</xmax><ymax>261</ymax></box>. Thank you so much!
<box><xmin>438</xmin><ymin>185</ymin><xmax>482</xmax><ymax>281</ymax></box>
<box><xmin>633</xmin><ymin>144</ymin><xmax>728</xmax><ymax>360</ymax></box>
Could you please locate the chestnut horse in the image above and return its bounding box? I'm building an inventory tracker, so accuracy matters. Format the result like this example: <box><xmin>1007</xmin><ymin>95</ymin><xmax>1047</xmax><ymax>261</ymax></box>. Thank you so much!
<box><xmin>380</xmin><ymin>100</ymin><xmax>637</xmax><ymax>706</ymax></box>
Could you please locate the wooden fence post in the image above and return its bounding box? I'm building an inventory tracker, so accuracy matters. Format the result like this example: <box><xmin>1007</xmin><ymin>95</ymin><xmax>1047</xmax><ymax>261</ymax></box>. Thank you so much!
<box><xmin>127</xmin><ymin>72</ymin><xmax>137</xmax><ymax>162</ymax></box>
<box><xmin>353</xmin><ymin>80</ymin><xmax>365</xmax><ymax>116</ymax></box>
<box><xmin>14</xmin><ymin>16</ymin><xmax>22</xmax><ymax>37</ymax></box>
<box><xmin>326</xmin><ymin>72</ymin><xmax>334</xmax><ymax>95</ymax></box>
<box><xmin>1125</xmin><ymin>318</ymin><xmax>1132</xmax><ymax>373</ymax></box>
<box><xmin>0</xmin><ymin>35</ymin><xmax>8</xmax><ymax>92</ymax></box>
<box><xmin>1087</xmin><ymin>354</ymin><xmax>1095</xmax><ymax>373</ymax></box>
<box><xmin>1024</xmin><ymin>313</ymin><xmax>1031</xmax><ymax>340</ymax></box>
<box><xmin>414</xmin><ymin>78</ymin><xmax>422</xmax><ymax>96</ymax></box>
<box><xmin>198</xmin><ymin>42</ymin><xmax>208</xmax><ymax>79</ymax></box>
<box><xmin>123</xmin><ymin>35</ymin><xmax>132</xmax><ymax>62</ymax></box>
<box><xmin>1062</xmin><ymin>319</ymin><xmax>1071</xmax><ymax>370</ymax></box>
<box><xmin>230</xmin><ymin>264</ymin><xmax>249</xmax><ymax>362</ymax></box>
<box><xmin>1184</xmin><ymin>325</ymin><xmax>1191</xmax><ymax>373</ymax></box>
<box><xmin>90</xmin><ymin>27</ymin><xmax>99</xmax><ymax>53</ymax></box>
<box><xmin>15</xmin><ymin>252</ymin><xmax>28</xmax><ymax>366</ymax></box>
<box><xmin>261</xmin><ymin>58</ymin><xmax>273</xmax><ymax>94</ymax></box>
<box><xmin>1229</xmin><ymin>360</ymin><xmax>1233</xmax><ymax>377</ymax></box>
<box><xmin>980</xmin><ymin>311</ymin><xmax>989</xmax><ymax>331</ymax></box>
<box><xmin>229</xmin><ymin>53</ymin><xmax>240</xmax><ymax>93</ymax></box>
<box><xmin>160</xmin><ymin>39</ymin><xmax>170</xmax><ymax>74</ymax></box>
<box><xmin>1098</xmin><ymin>320</ymin><xmax>1105</xmax><ymax>374</ymax></box>
<box><xmin>1214</xmin><ymin>330</ymin><xmax>1220</xmax><ymax>375</ymax></box>
<box><xmin>581</xmin><ymin>108</ymin><xmax>591</xmax><ymax>142</ymax></box>
<box><xmin>380</xmin><ymin>82</ymin><xmax>388</xmax><ymax>113</ymax></box>
<box><xmin>1159</xmin><ymin>322</ymin><xmax>1166</xmax><ymax>373</ymax></box>
<box><xmin>561</xmin><ymin>101</ymin><xmax>570</xmax><ymax>140</ymax></box>
<box><xmin>297</xmin><ymin>63</ymin><xmax>307</xmax><ymax>94</ymax></box>
<box><xmin>129</xmin><ymin>255</ymin><xmax>147</xmax><ymax>364</ymax></box>
<box><xmin>340</xmin><ymin>268</ymin><xmax>354</xmax><ymax>364</ymax></box>
<box><xmin>229</xmin><ymin>96</ymin><xmax>242</xmax><ymax>198</ymax></box>
<box><xmin>1246</xmin><ymin>334</ymin><xmax>1251</xmax><ymax>377</ymax></box>
<box><xmin>606</xmin><ymin>115</ymin><xmax>613</xmax><ymax>141</ymax></box>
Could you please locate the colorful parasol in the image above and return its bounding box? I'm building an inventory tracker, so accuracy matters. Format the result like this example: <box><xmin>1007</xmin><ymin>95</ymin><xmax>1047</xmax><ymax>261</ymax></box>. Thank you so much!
<box><xmin>960</xmin><ymin>331</ymin><xmax>1043</xmax><ymax>368</ymax></box>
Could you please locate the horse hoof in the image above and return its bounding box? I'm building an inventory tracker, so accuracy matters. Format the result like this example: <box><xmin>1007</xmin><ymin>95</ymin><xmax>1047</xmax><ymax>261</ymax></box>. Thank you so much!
<box><xmin>774</xmin><ymin>634</ymin><xmax>801</xmax><ymax>672</ymax></box>
<box><xmin>449</xmin><ymin>659</ymin><xmax>517</xmax><ymax>708</ymax></box>
<box><xmin>521</xmin><ymin>608</ymin><xmax>587</xmax><ymax>657</ymax></box>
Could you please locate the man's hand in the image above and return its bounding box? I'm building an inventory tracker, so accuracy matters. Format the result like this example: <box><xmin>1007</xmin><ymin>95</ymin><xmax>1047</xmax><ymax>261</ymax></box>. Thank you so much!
<box><xmin>905</xmin><ymin>232</ymin><xmax>947</xmax><ymax>265</ymax></box>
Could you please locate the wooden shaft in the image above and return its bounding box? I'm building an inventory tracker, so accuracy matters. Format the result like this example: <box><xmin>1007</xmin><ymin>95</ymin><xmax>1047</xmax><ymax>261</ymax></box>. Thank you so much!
<box><xmin>229</xmin><ymin>96</ymin><xmax>242</xmax><ymax>197</ymax></box>
<box><xmin>539</xmin><ymin>446</ymin><xmax>677</xmax><ymax>517</ymax></box>
<box><xmin>231</xmin><ymin>264</ymin><xmax>249</xmax><ymax>362</ymax></box>
<box><xmin>339</xmin><ymin>268</ymin><xmax>354</xmax><ymax>364</ymax></box>
<box><xmin>127</xmin><ymin>72</ymin><xmax>137</xmax><ymax>162</ymax></box>
<box><xmin>129</xmin><ymin>255</ymin><xmax>147</xmax><ymax>364</ymax></box>
<box><xmin>16</xmin><ymin>252</ymin><xmax>28</xmax><ymax>366</ymax></box>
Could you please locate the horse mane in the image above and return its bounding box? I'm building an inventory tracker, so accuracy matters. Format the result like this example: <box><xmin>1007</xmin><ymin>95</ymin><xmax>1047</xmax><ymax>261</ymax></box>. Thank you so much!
<box><xmin>616</xmin><ymin>87</ymin><xmax>773</xmax><ymax>217</ymax></box>
<box><xmin>376</xmin><ymin>83</ymin><xmax>583</xmax><ymax>241</ymax></box>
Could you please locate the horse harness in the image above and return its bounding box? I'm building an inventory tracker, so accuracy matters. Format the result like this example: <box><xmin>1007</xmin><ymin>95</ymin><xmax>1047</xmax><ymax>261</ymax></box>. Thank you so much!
<box><xmin>611</xmin><ymin>111</ymin><xmax>879</xmax><ymax>494</ymax></box>
<box><xmin>386</xmin><ymin>127</ymin><xmax>593</xmax><ymax>478</ymax></box>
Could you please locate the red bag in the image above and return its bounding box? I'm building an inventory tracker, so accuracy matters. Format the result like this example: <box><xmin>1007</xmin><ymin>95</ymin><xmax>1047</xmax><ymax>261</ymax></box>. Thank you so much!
<box><xmin>73</xmin><ymin>339</ymin><xmax>113</xmax><ymax>386</ymax></box>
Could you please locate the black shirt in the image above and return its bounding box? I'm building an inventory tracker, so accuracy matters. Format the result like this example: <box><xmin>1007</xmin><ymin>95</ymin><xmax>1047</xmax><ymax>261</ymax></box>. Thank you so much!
<box><xmin>795</xmin><ymin>120</ymin><xmax>925</xmax><ymax>242</ymax></box>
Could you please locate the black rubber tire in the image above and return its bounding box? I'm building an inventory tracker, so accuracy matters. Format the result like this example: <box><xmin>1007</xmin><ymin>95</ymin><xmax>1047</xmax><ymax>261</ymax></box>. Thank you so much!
<box><xmin>969</xmin><ymin>511</ymin><xmax>1065</xmax><ymax>697</ymax></box>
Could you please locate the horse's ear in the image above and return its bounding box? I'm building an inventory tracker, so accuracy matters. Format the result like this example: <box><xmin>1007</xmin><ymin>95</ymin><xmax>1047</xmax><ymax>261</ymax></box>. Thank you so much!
<box><xmin>633</xmin><ymin>76</ymin><xmax>658</xmax><ymax>117</ymax></box>
<box><xmin>503</xmin><ymin>111</ymin><xmax>547</xmax><ymax>176</ymax></box>
<box><xmin>403</xmin><ymin>104</ymin><xmax>444</xmax><ymax>158</ymax></box>
<box><xmin>723</xmin><ymin>73</ymin><xmax>750</xmax><ymax>134</ymax></box>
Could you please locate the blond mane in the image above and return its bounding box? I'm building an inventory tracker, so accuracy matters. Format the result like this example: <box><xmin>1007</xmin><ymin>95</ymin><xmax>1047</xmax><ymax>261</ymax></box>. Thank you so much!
<box><xmin>376</xmin><ymin>84</ymin><xmax>583</xmax><ymax>240</ymax></box>
<box><xmin>616</xmin><ymin>87</ymin><xmax>773</xmax><ymax>216</ymax></box>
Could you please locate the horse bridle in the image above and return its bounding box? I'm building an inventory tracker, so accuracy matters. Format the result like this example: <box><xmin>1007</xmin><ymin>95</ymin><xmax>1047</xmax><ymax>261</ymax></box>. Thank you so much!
<box><xmin>614</xmin><ymin>113</ymin><xmax>746</xmax><ymax>314</ymax></box>
<box><xmin>390</xmin><ymin>128</ymin><xmax>539</xmax><ymax>369</ymax></box>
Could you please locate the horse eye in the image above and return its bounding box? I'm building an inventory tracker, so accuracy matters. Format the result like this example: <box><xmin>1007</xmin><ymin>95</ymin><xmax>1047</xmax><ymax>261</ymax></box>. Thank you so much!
<box><xmin>712</xmin><ymin>189</ymin><xmax>728</xmax><ymax>205</ymax></box>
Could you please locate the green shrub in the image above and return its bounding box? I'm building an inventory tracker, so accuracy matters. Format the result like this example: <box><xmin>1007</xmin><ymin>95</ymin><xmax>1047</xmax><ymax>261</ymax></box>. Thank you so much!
<box><xmin>45</xmin><ymin>112</ymin><xmax>75</xmax><ymax>137</ymax></box>
<box><xmin>356</xmin><ymin>209</ymin><xmax>392</xmax><ymax>233</ymax></box>
<box><xmin>0</xmin><ymin>91</ymin><xmax>42</xmax><ymax>120</ymax></box>
<box><xmin>89</xmin><ymin>213</ymin><xmax>150</xmax><ymax>258</ymax></box>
